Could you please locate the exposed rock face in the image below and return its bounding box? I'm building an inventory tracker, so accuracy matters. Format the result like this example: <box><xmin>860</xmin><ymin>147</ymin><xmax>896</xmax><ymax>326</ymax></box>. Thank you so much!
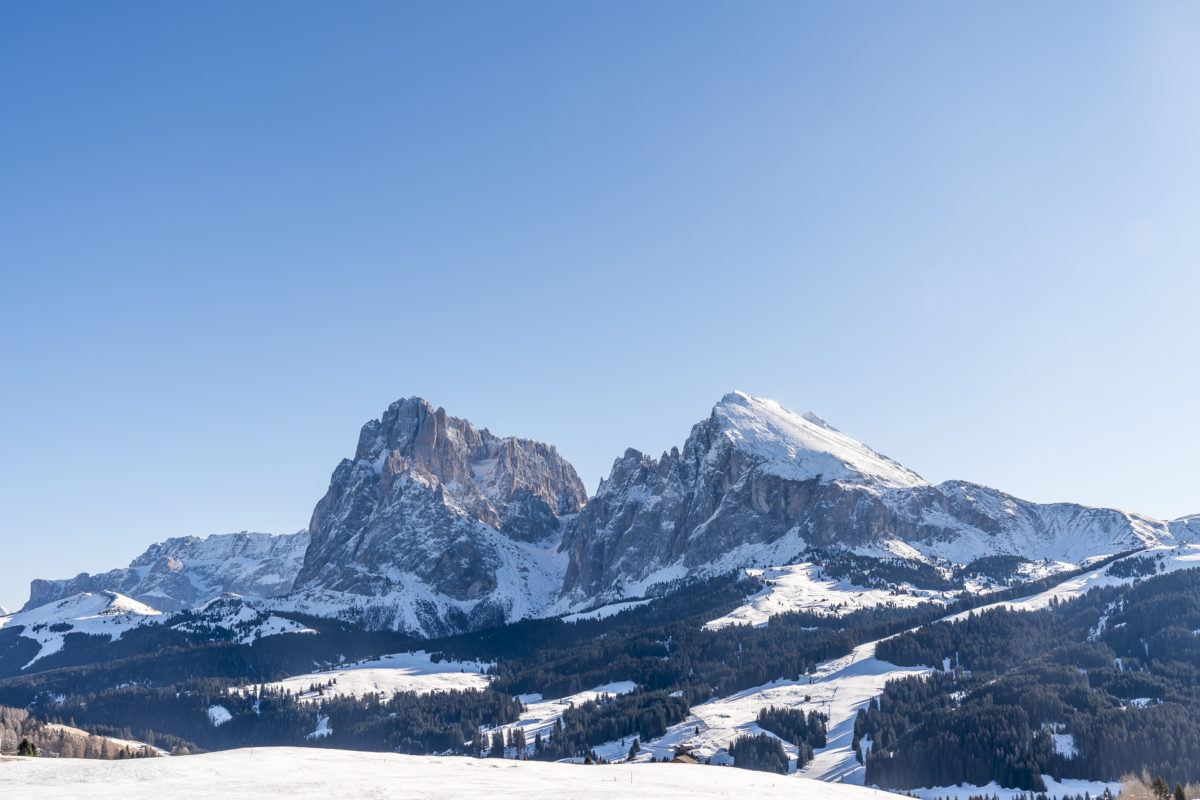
<box><xmin>291</xmin><ymin>397</ymin><xmax>586</xmax><ymax>634</ymax></box>
<box><xmin>24</xmin><ymin>531</ymin><xmax>309</xmax><ymax>612</ymax></box>
<box><xmin>558</xmin><ymin>392</ymin><xmax>1172</xmax><ymax>605</ymax></box>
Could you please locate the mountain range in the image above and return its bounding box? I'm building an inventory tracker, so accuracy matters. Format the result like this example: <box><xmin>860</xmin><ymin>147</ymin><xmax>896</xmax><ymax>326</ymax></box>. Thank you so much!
<box><xmin>12</xmin><ymin>392</ymin><xmax>1197</xmax><ymax>636</ymax></box>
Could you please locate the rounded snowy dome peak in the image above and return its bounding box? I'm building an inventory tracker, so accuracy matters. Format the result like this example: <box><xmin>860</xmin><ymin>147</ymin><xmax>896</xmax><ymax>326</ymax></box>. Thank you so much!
<box><xmin>710</xmin><ymin>392</ymin><xmax>927</xmax><ymax>490</ymax></box>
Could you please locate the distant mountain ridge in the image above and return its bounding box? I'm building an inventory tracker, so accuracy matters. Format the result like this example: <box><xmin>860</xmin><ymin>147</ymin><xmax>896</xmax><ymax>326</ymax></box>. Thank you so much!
<box><xmin>23</xmin><ymin>530</ymin><xmax>309</xmax><ymax>612</ymax></box>
<box><xmin>19</xmin><ymin>392</ymin><xmax>1198</xmax><ymax>636</ymax></box>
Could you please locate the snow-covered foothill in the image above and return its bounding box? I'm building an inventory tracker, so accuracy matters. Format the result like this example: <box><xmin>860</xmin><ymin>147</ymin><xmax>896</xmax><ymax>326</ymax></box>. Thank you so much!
<box><xmin>0</xmin><ymin>591</ymin><xmax>162</xmax><ymax>668</ymax></box>
<box><xmin>0</xmin><ymin>746</ymin><xmax>913</xmax><ymax>800</ymax></box>
<box><xmin>175</xmin><ymin>596</ymin><xmax>317</xmax><ymax>644</ymax></box>
<box><xmin>943</xmin><ymin>544</ymin><xmax>1200</xmax><ymax>624</ymax></box>
<box><xmin>242</xmin><ymin>651</ymin><xmax>492</xmax><ymax>701</ymax></box>
<box><xmin>601</xmin><ymin>641</ymin><xmax>927</xmax><ymax>785</ymax></box>
<box><xmin>704</xmin><ymin>563</ymin><xmax>954</xmax><ymax>630</ymax></box>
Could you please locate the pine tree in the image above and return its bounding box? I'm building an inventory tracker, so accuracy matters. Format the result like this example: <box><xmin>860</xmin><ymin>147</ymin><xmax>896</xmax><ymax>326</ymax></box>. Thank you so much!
<box><xmin>17</xmin><ymin>738</ymin><xmax>37</xmax><ymax>757</ymax></box>
<box><xmin>1174</xmin><ymin>782</ymin><xmax>1186</xmax><ymax>800</ymax></box>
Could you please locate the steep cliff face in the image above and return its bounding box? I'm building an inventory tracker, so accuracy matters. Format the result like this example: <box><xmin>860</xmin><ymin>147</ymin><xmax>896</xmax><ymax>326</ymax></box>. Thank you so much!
<box><xmin>558</xmin><ymin>392</ymin><xmax>1172</xmax><ymax>605</ymax></box>
<box><xmin>290</xmin><ymin>397</ymin><xmax>586</xmax><ymax>634</ymax></box>
<box><xmin>24</xmin><ymin>531</ymin><xmax>309</xmax><ymax>612</ymax></box>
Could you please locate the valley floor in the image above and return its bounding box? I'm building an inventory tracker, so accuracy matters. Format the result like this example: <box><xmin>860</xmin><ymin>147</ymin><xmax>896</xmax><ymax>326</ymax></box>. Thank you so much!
<box><xmin>0</xmin><ymin>747</ymin><xmax>910</xmax><ymax>800</ymax></box>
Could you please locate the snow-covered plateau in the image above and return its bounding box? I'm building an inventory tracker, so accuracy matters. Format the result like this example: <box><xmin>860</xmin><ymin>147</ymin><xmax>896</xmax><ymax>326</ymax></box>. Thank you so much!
<box><xmin>0</xmin><ymin>747</ymin><xmax>911</xmax><ymax>800</ymax></box>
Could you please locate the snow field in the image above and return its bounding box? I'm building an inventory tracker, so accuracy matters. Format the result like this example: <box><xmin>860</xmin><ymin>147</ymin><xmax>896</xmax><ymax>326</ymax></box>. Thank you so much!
<box><xmin>0</xmin><ymin>747</ymin><xmax>913</xmax><ymax>800</ymax></box>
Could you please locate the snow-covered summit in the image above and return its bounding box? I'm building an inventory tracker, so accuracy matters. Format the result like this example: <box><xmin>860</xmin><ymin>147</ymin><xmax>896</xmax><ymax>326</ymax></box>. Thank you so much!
<box><xmin>713</xmin><ymin>392</ymin><xmax>927</xmax><ymax>489</ymax></box>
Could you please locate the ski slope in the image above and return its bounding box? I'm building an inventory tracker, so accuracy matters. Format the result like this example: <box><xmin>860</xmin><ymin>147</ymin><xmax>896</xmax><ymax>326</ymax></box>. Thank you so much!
<box><xmin>0</xmin><ymin>747</ymin><xmax>912</xmax><ymax>799</ymax></box>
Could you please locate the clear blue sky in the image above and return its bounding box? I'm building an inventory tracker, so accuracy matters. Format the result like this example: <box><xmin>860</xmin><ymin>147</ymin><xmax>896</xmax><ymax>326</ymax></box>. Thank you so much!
<box><xmin>2</xmin><ymin>2</ymin><xmax>1198</xmax><ymax>611</ymax></box>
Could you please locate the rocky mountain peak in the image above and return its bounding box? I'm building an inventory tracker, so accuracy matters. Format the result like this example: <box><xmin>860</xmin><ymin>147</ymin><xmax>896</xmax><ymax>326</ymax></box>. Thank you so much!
<box><xmin>292</xmin><ymin>397</ymin><xmax>588</xmax><ymax>633</ymax></box>
<box><xmin>339</xmin><ymin>395</ymin><xmax>586</xmax><ymax>537</ymax></box>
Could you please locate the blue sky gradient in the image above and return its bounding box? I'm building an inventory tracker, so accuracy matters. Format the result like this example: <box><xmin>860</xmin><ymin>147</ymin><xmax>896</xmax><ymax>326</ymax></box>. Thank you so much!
<box><xmin>2</xmin><ymin>2</ymin><xmax>1199</xmax><ymax>609</ymax></box>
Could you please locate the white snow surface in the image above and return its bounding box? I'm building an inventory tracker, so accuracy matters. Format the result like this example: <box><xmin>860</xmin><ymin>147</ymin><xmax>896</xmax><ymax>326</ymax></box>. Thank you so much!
<box><xmin>1051</xmin><ymin>732</ymin><xmax>1078</xmax><ymax>758</ymax></box>
<box><xmin>704</xmin><ymin>564</ymin><xmax>954</xmax><ymax>630</ymax></box>
<box><xmin>206</xmin><ymin>705</ymin><xmax>232</xmax><ymax>727</ymax></box>
<box><xmin>305</xmin><ymin>715</ymin><xmax>332</xmax><ymax>740</ymax></box>
<box><xmin>244</xmin><ymin>651</ymin><xmax>492</xmax><ymax>701</ymax></box>
<box><xmin>0</xmin><ymin>591</ymin><xmax>162</xmax><ymax>668</ymax></box>
<box><xmin>0</xmin><ymin>747</ymin><xmax>913</xmax><ymax>799</ymax></box>
<box><xmin>714</xmin><ymin>392</ymin><xmax>927</xmax><ymax>489</ymax></box>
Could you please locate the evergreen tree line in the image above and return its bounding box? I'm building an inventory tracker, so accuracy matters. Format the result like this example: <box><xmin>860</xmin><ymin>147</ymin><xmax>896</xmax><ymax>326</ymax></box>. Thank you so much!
<box><xmin>755</xmin><ymin>705</ymin><xmax>826</xmax><ymax>767</ymax></box>
<box><xmin>859</xmin><ymin>565</ymin><xmax>1200</xmax><ymax>790</ymax></box>
<box><xmin>727</xmin><ymin>732</ymin><xmax>790</xmax><ymax>774</ymax></box>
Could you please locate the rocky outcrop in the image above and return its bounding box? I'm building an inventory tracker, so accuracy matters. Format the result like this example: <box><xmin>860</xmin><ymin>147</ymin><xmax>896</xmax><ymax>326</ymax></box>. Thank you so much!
<box><xmin>290</xmin><ymin>397</ymin><xmax>586</xmax><ymax>634</ymax></box>
<box><xmin>24</xmin><ymin>531</ymin><xmax>309</xmax><ymax>612</ymax></box>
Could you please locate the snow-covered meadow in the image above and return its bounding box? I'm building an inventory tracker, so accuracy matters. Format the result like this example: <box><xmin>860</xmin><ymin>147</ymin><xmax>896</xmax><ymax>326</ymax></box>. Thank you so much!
<box><xmin>0</xmin><ymin>747</ymin><xmax>912</xmax><ymax>800</ymax></box>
